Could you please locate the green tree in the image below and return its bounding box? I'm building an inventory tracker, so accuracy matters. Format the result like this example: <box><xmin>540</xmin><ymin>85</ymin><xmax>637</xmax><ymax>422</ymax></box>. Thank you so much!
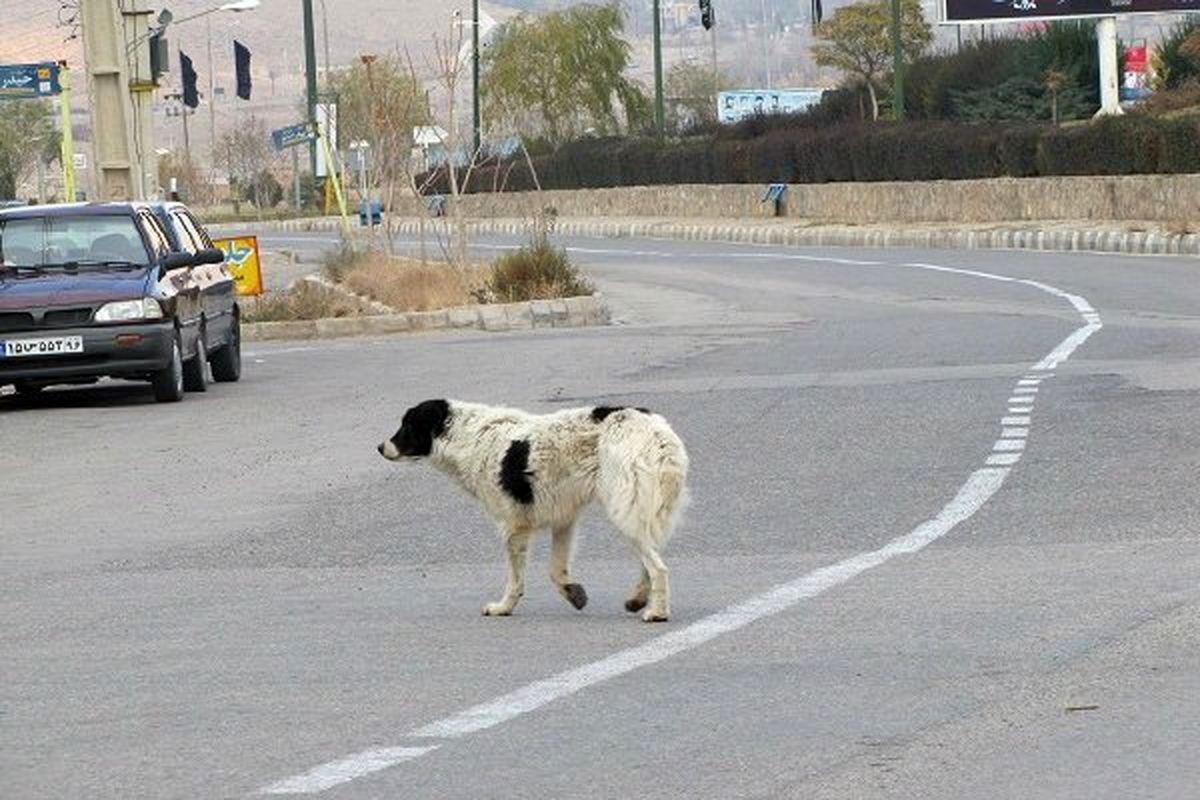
<box><xmin>1152</xmin><ymin>17</ymin><xmax>1200</xmax><ymax>91</ymax></box>
<box><xmin>666</xmin><ymin>60</ymin><xmax>734</xmax><ymax>132</ymax></box>
<box><xmin>811</xmin><ymin>0</ymin><xmax>932</xmax><ymax>121</ymax></box>
<box><xmin>0</xmin><ymin>100</ymin><xmax>59</xmax><ymax>200</ymax></box>
<box><xmin>326</xmin><ymin>56</ymin><xmax>428</xmax><ymax>153</ymax></box>
<box><xmin>482</xmin><ymin>2</ymin><xmax>650</xmax><ymax>145</ymax></box>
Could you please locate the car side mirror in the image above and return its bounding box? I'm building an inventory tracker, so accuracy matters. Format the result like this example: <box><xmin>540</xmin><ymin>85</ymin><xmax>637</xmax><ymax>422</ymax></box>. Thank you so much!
<box><xmin>194</xmin><ymin>247</ymin><xmax>226</xmax><ymax>265</ymax></box>
<box><xmin>162</xmin><ymin>252</ymin><xmax>194</xmax><ymax>270</ymax></box>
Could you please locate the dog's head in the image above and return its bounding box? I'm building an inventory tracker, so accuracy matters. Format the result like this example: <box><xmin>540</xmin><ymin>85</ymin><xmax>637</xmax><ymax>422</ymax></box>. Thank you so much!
<box><xmin>378</xmin><ymin>399</ymin><xmax>451</xmax><ymax>461</ymax></box>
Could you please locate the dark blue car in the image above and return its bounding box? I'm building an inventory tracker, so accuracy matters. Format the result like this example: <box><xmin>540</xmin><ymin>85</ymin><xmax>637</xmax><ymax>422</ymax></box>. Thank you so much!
<box><xmin>0</xmin><ymin>202</ymin><xmax>242</xmax><ymax>402</ymax></box>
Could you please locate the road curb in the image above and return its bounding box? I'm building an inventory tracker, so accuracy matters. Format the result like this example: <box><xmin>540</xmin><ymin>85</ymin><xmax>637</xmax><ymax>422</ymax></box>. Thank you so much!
<box><xmin>242</xmin><ymin>294</ymin><xmax>610</xmax><ymax>342</ymax></box>
<box><xmin>244</xmin><ymin>216</ymin><xmax>1200</xmax><ymax>257</ymax></box>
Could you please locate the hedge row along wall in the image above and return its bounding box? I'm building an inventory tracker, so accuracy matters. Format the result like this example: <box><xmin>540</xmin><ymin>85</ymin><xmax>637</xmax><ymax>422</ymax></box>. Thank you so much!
<box><xmin>430</xmin><ymin>116</ymin><xmax>1200</xmax><ymax>194</ymax></box>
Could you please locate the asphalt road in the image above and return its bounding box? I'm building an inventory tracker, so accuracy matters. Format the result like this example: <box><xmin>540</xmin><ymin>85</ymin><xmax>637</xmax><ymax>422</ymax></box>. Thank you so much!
<box><xmin>3</xmin><ymin>232</ymin><xmax>1198</xmax><ymax>800</ymax></box>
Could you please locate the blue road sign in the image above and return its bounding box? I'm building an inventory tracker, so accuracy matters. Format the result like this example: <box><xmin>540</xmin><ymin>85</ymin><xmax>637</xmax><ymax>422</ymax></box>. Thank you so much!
<box><xmin>0</xmin><ymin>63</ymin><xmax>61</xmax><ymax>100</ymax></box>
<box><xmin>272</xmin><ymin>122</ymin><xmax>316</xmax><ymax>152</ymax></box>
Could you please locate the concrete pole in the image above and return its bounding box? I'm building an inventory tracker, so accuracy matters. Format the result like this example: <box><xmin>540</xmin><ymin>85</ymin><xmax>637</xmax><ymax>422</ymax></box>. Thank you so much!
<box><xmin>1095</xmin><ymin>17</ymin><xmax>1124</xmax><ymax>117</ymax></box>
<box><xmin>124</xmin><ymin>0</ymin><xmax>158</xmax><ymax>198</ymax></box>
<box><xmin>80</xmin><ymin>0</ymin><xmax>139</xmax><ymax>200</ymax></box>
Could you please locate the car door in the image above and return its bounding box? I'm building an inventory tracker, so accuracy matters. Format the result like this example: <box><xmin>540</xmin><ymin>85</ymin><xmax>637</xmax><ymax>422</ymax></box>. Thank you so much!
<box><xmin>139</xmin><ymin>210</ymin><xmax>202</xmax><ymax>360</ymax></box>
<box><xmin>172</xmin><ymin>209</ymin><xmax>236</xmax><ymax>351</ymax></box>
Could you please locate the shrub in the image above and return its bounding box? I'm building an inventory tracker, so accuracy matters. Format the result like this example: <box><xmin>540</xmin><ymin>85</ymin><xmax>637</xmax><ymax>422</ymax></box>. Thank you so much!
<box><xmin>487</xmin><ymin>236</ymin><xmax>593</xmax><ymax>302</ymax></box>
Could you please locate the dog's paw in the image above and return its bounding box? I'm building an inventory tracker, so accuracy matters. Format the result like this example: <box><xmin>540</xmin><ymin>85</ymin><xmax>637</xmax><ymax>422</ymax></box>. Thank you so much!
<box><xmin>562</xmin><ymin>583</ymin><xmax>588</xmax><ymax>610</ymax></box>
<box><xmin>624</xmin><ymin>596</ymin><xmax>648</xmax><ymax>613</ymax></box>
<box><xmin>641</xmin><ymin>608</ymin><xmax>669</xmax><ymax>623</ymax></box>
<box><xmin>482</xmin><ymin>602</ymin><xmax>513</xmax><ymax>617</ymax></box>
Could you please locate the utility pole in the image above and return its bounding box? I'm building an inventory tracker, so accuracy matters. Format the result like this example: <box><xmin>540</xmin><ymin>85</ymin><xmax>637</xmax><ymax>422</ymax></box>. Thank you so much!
<box><xmin>473</xmin><ymin>0</ymin><xmax>481</xmax><ymax>156</ymax></box>
<box><xmin>80</xmin><ymin>0</ymin><xmax>139</xmax><ymax>199</ymax></box>
<box><xmin>652</xmin><ymin>0</ymin><xmax>664</xmax><ymax>137</ymax></box>
<box><xmin>207</xmin><ymin>15</ymin><xmax>217</xmax><ymax>169</ymax></box>
<box><xmin>302</xmin><ymin>0</ymin><xmax>319</xmax><ymax>176</ymax></box>
<box><xmin>889</xmin><ymin>0</ymin><xmax>905</xmax><ymax>121</ymax></box>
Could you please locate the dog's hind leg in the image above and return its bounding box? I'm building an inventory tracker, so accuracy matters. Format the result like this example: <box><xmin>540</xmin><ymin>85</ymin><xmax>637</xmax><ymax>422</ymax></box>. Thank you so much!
<box><xmin>483</xmin><ymin>529</ymin><xmax>531</xmax><ymax>617</ymax></box>
<box><xmin>550</xmin><ymin>524</ymin><xmax>588</xmax><ymax>611</ymax></box>
<box><xmin>631</xmin><ymin>540</ymin><xmax>670</xmax><ymax>623</ymax></box>
<box><xmin>624</xmin><ymin>567</ymin><xmax>650</xmax><ymax>613</ymax></box>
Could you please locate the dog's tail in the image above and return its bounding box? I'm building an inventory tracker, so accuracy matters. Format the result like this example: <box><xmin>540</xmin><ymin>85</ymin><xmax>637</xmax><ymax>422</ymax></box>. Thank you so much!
<box><xmin>596</xmin><ymin>409</ymin><xmax>690</xmax><ymax>550</ymax></box>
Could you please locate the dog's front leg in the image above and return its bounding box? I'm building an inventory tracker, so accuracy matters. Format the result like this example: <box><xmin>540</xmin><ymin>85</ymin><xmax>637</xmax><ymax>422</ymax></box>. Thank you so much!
<box><xmin>550</xmin><ymin>524</ymin><xmax>588</xmax><ymax>610</ymax></box>
<box><xmin>483</xmin><ymin>529</ymin><xmax>530</xmax><ymax>617</ymax></box>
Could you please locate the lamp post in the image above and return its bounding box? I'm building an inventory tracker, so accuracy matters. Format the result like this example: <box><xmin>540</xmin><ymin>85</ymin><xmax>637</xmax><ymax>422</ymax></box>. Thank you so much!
<box><xmin>652</xmin><ymin>0</ymin><xmax>664</xmax><ymax>137</ymax></box>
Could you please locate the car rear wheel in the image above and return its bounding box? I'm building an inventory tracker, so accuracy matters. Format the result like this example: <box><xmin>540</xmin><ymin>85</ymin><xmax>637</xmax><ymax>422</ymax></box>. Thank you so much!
<box><xmin>210</xmin><ymin>314</ymin><xmax>242</xmax><ymax>383</ymax></box>
<box><xmin>151</xmin><ymin>335</ymin><xmax>185</xmax><ymax>403</ymax></box>
<box><xmin>183</xmin><ymin>329</ymin><xmax>209</xmax><ymax>393</ymax></box>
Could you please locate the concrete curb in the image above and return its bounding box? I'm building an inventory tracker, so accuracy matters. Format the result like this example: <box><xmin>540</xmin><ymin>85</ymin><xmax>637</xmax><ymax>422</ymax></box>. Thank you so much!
<box><xmin>243</xmin><ymin>294</ymin><xmax>610</xmax><ymax>342</ymax></box>
<box><xmin>245</xmin><ymin>216</ymin><xmax>1200</xmax><ymax>257</ymax></box>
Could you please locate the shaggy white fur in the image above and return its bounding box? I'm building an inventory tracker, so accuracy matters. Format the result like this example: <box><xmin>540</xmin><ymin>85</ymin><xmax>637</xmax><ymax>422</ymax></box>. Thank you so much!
<box><xmin>379</xmin><ymin>400</ymin><xmax>689</xmax><ymax>622</ymax></box>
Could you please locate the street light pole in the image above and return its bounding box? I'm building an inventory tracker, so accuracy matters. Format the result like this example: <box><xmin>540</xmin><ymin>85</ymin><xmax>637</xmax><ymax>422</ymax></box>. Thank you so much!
<box><xmin>302</xmin><ymin>0</ymin><xmax>319</xmax><ymax>176</ymax></box>
<box><xmin>473</xmin><ymin>0</ymin><xmax>481</xmax><ymax>156</ymax></box>
<box><xmin>652</xmin><ymin>0</ymin><xmax>664</xmax><ymax>137</ymax></box>
<box><xmin>889</xmin><ymin>0</ymin><xmax>905</xmax><ymax>121</ymax></box>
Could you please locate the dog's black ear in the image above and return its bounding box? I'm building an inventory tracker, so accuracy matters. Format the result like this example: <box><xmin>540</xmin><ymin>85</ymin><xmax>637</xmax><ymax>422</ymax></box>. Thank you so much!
<box><xmin>393</xmin><ymin>399</ymin><xmax>451</xmax><ymax>457</ymax></box>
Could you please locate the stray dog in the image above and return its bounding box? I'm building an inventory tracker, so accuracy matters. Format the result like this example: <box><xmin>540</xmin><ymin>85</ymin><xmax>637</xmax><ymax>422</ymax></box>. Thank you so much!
<box><xmin>378</xmin><ymin>400</ymin><xmax>689</xmax><ymax>622</ymax></box>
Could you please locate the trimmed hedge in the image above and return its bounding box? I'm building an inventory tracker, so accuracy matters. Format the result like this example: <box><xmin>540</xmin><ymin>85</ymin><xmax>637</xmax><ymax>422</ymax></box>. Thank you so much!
<box><xmin>430</xmin><ymin>116</ymin><xmax>1200</xmax><ymax>195</ymax></box>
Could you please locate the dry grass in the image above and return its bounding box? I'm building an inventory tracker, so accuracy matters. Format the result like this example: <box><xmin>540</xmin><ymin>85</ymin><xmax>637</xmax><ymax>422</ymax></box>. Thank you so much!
<box><xmin>243</xmin><ymin>282</ymin><xmax>367</xmax><ymax>323</ymax></box>
<box><xmin>340</xmin><ymin>252</ymin><xmax>488</xmax><ymax>312</ymax></box>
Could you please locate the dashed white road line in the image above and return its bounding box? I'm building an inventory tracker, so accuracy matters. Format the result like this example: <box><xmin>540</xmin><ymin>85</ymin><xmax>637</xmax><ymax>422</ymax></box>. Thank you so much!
<box><xmin>256</xmin><ymin>256</ymin><xmax>1103</xmax><ymax>795</ymax></box>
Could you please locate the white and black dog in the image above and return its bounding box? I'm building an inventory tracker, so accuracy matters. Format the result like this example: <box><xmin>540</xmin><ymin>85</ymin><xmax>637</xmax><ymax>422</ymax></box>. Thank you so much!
<box><xmin>378</xmin><ymin>400</ymin><xmax>689</xmax><ymax>622</ymax></box>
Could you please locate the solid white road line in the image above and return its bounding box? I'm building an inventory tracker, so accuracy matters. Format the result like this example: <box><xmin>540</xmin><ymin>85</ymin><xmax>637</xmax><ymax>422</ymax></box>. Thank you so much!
<box><xmin>259</xmin><ymin>747</ymin><xmax>438</xmax><ymax>795</ymax></box>
<box><xmin>256</xmin><ymin>255</ymin><xmax>1103</xmax><ymax>796</ymax></box>
<box><xmin>1002</xmin><ymin>427</ymin><xmax>1029</xmax><ymax>438</ymax></box>
<box><xmin>1002</xmin><ymin>416</ymin><xmax>1032</xmax><ymax>426</ymax></box>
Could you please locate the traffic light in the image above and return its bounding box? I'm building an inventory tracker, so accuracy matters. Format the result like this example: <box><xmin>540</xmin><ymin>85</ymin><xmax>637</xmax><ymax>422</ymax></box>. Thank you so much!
<box><xmin>180</xmin><ymin>51</ymin><xmax>199</xmax><ymax>109</ymax></box>
<box><xmin>234</xmin><ymin>40</ymin><xmax>252</xmax><ymax>101</ymax></box>
<box><xmin>699</xmin><ymin>0</ymin><xmax>715</xmax><ymax>30</ymax></box>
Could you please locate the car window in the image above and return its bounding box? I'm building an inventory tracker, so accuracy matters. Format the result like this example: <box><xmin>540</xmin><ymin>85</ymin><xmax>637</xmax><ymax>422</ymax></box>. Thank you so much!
<box><xmin>0</xmin><ymin>217</ymin><xmax>44</xmax><ymax>266</ymax></box>
<box><xmin>0</xmin><ymin>215</ymin><xmax>152</xmax><ymax>267</ymax></box>
<box><xmin>138</xmin><ymin>212</ymin><xmax>172</xmax><ymax>261</ymax></box>
<box><xmin>168</xmin><ymin>211</ymin><xmax>201</xmax><ymax>254</ymax></box>
<box><xmin>177</xmin><ymin>211</ymin><xmax>213</xmax><ymax>249</ymax></box>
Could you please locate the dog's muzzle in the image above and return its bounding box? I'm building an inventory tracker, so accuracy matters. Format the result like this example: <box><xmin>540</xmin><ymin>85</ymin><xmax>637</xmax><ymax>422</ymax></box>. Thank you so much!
<box><xmin>378</xmin><ymin>440</ymin><xmax>401</xmax><ymax>460</ymax></box>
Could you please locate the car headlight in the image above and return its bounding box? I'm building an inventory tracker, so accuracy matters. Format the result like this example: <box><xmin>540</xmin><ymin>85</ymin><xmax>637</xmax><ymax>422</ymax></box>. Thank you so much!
<box><xmin>94</xmin><ymin>297</ymin><xmax>164</xmax><ymax>322</ymax></box>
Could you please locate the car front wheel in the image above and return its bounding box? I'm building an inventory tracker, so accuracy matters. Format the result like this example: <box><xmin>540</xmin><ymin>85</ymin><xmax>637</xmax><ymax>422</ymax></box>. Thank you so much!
<box><xmin>151</xmin><ymin>335</ymin><xmax>185</xmax><ymax>403</ymax></box>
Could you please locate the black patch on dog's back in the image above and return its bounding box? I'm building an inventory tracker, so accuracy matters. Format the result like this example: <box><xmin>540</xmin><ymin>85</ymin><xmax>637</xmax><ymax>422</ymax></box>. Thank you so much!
<box><xmin>499</xmin><ymin>439</ymin><xmax>535</xmax><ymax>505</ymax></box>
<box><xmin>591</xmin><ymin>405</ymin><xmax>650</xmax><ymax>422</ymax></box>
<box><xmin>392</xmin><ymin>399</ymin><xmax>450</xmax><ymax>457</ymax></box>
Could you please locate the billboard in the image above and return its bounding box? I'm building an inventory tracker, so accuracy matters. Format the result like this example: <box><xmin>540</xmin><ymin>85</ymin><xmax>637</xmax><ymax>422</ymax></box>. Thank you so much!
<box><xmin>944</xmin><ymin>0</ymin><xmax>1199</xmax><ymax>22</ymax></box>
<box><xmin>718</xmin><ymin>89</ymin><xmax>826</xmax><ymax>125</ymax></box>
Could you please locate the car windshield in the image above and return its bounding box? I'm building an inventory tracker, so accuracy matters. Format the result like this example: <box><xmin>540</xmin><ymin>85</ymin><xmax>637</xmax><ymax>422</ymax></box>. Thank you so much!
<box><xmin>0</xmin><ymin>215</ymin><xmax>150</xmax><ymax>269</ymax></box>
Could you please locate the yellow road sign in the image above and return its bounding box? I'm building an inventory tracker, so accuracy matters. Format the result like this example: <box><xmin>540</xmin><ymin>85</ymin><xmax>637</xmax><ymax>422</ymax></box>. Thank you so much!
<box><xmin>212</xmin><ymin>235</ymin><xmax>264</xmax><ymax>297</ymax></box>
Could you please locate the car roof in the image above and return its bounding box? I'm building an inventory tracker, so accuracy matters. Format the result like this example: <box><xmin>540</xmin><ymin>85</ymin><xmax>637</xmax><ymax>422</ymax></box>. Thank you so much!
<box><xmin>0</xmin><ymin>201</ymin><xmax>156</xmax><ymax>220</ymax></box>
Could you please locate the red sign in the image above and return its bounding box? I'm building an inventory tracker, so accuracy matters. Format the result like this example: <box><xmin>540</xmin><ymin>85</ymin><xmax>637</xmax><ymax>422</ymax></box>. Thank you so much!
<box><xmin>1125</xmin><ymin>45</ymin><xmax>1148</xmax><ymax>73</ymax></box>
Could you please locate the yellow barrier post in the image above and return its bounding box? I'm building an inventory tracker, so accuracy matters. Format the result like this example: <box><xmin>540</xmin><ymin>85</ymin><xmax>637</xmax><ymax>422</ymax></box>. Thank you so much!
<box><xmin>58</xmin><ymin>62</ymin><xmax>76</xmax><ymax>202</ymax></box>
<box><xmin>317</xmin><ymin>124</ymin><xmax>352</xmax><ymax>238</ymax></box>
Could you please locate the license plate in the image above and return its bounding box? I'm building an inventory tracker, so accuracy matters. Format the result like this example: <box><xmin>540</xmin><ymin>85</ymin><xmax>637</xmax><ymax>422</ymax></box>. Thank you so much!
<box><xmin>0</xmin><ymin>336</ymin><xmax>84</xmax><ymax>359</ymax></box>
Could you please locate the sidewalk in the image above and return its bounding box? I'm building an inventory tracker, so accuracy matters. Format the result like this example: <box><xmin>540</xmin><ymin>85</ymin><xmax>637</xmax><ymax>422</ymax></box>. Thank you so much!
<box><xmin>246</xmin><ymin>215</ymin><xmax>1200</xmax><ymax>257</ymax></box>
